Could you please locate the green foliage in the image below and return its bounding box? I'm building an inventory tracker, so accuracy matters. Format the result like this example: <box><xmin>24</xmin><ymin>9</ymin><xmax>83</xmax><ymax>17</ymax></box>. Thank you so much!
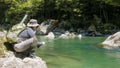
<box><xmin>0</xmin><ymin>0</ymin><xmax>120</xmax><ymax>33</ymax></box>
<box><xmin>101</xmin><ymin>0</ymin><xmax>120</xmax><ymax>5</ymax></box>
<box><xmin>0</xmin><ymin>0</ymin><xmax>43</xmax><ymax>25</ymax></box>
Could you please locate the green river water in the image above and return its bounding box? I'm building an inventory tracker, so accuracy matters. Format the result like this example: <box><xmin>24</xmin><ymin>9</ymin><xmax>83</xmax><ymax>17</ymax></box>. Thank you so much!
<box><xmin>36</xmin><ymin>37</ymin><xmax>120</xmax><ymax>68</ymax></box>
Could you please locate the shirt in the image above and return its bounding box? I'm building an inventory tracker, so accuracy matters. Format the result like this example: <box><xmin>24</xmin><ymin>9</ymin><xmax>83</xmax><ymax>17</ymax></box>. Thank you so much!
<box><xmin>18</xmin><ymin>27</ymin><xmax>36</xmax><ymax>39</ymax></box>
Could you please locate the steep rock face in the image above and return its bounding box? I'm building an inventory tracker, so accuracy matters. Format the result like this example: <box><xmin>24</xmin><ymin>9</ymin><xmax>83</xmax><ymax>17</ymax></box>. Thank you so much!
<box><xmin>38</xmin><ymin>22</ymin><xmax>49</xmax><ymax>34</ymax></box>
<box><xmin>0</xmin><ymin>52</ymin><xmax>47</xmax><ymax>68</ymax></box>
<box><xmin>36</xmin><ymin>19</ymin><xmax>58</xmax><ymax>35</ymax></box>
<box><xmin>37</xmin><ymin>20</ymin><xmax>53</xmax><ymax>35</ymax></box>
<box><xmin>102</xmin><ymin>31</ymin><xmax>120</xmax><ymax>49</ymax></box>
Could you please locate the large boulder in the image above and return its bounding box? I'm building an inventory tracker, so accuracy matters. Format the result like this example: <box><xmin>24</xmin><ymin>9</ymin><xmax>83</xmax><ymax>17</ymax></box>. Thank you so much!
<box><xmin>0</xmin><ymin>52</ymin><xmax>47</xmax><ymax>68</ymax></box>
<box><xmin>38</xmin><ymin>21</ymin><xmax>49</xmax><ymax>34</ymax></box>
<box><xmin>101</xmin><ymin>31</ymin><xmax>120</xmax><ymax>49</ymax></box>
<box><xmin>36</xmin><ymin>19</ymin><xmax>58</xmax><ymax>35</ymax></box>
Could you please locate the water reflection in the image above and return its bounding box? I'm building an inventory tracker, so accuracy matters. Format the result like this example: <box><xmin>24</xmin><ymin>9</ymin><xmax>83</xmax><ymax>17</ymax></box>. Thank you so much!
<box><xmin>37</xmin><ymin>37</ymin><xmax>120</xmax><ymax>68</ymax></box>
<box><xmin>104</xmin><ymin>49</ymin><xmax>120</xmax><ymax>59</ymax></box>
<box><xmin>37</xmin><ymin>36</ymin><xmax>55</xmax><ymax>50</ymax></box>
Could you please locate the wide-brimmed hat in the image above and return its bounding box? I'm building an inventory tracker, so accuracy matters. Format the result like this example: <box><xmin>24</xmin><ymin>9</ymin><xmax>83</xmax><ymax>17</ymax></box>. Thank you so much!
<box><xmin>27</xmin><ymin>19</ymin><xmax>39</xmax><ymax>27</ymax></box>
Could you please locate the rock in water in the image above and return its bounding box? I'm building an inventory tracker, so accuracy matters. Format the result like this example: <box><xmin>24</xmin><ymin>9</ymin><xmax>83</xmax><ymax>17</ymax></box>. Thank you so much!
<box><xmin>78</xmin><ymin>34</ymin><xmax>82</xmax><ymax>39</ymax></box>
<box><xmin>45</xmin><ymin>32</ymin><xmax>55</xmax><ymax>39</ymax></box>
<box><xmin>102</xmin><ymin>31</ymin><xmax>120</xmax><ymax>49</ymax></box>
<box><xmin>0</xmin><ymin>52</ymin><xmax>47</xmax><ymax>68</ymax></box>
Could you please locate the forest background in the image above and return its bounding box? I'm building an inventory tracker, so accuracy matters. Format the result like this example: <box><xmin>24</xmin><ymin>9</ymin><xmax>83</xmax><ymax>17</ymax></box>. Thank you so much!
<box><xmin>0</xmin><ymin>0</ymin><xmax>120</xmax><ymax>34</ymax></box>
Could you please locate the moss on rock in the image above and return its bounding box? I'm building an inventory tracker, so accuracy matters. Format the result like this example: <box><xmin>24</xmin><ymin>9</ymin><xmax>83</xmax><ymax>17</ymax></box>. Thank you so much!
<box><xmin>6</xmin><ymin>23</ymin><xmax>26</xmax><ymax>43</ymax></box>
<box><xmin>0</xmin><ymin>37</ymin><xmax>7</xmax><ymax>57</ymax></box>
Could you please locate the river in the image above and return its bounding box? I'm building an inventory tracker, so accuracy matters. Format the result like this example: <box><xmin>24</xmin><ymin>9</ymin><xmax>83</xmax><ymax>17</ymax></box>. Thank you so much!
<box><xmin>36</xmin><ymin>37</ymin><xmax>120</xmax><ymax>68</ymax></box>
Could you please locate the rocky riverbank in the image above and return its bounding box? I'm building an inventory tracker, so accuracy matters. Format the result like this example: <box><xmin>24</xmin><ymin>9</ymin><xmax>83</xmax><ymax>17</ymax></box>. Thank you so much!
<box><xmin>0</xmin><ymin>31</ymin><xmax>47</xmax><ymax>68</ymax></box>
<box><xmin>0</xmin><ymin>52</ymin><xmax>47</xmax><ymax>68</ymax></box>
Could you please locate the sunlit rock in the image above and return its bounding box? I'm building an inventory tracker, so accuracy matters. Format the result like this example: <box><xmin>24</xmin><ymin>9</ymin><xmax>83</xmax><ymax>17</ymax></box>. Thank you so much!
<box><xmin>37</xmin><ymin>19</ymin><xmax>58</xmax><ymax>35</ymax></box>
<box><xmin>38</xmin><ymin>22</ymin><xmax>49</xmax><ymax>34</ymax></box>
<box><xmin>0</xmin><ymin>36</ymin><xmax>7</xmax><ymax>57</ymax></box>
<box><xmin>102</xmin><ymin>31</ymin><xmax>120</xmax><ymax>49</ymax></box>
<box><xmin>0</xmin><ymin>23</ymin><xmax>47</xmax><ymax>68</ymax></box>
<box><xmin>59</xmin><ymin>31</ymin><xmax>77</xmax><ymax>39</ymax></box>
<box><xmin>0</xmin><ymin>30</ymin><xmax>7</xmax><ymax>40</ymax></box>
<box><xmin>77</xmin><ymin>34</ymin><xmax>82</xmax><ymax>39</ymax></box>
<box><xmin>0</xmin><ymin>30</ymin><xmax>7</xmax><ymax>57</ymax></box>
<box><xmin>0</xmin><ymin>52</ymin><xmax>47</xmax><ymax>68</ymax></box>
<box><xmin>69</xmin><ymin>33</ymin><xmax>76</xmax><ymax>39</ymax></box>
<box><xmin>6</xmin><ymin>23</ymin><xmax>26</xmax><ymax>43</ymax></box>
<box><xmin>36</xmin><ymin>21</ymin><xmax>49</xmax><ymax>35</ymax></box>
<box><xmin>59</xmin><ymin>34</ymin><xmax>69</xmax><ymax>39</ymax></box>
<box><xmin>59</xmin><ymin>31</ymin><xmax>70</xmax><ymax>39</ymax></box>
<box><xmin>45</xmin><ymin>32</ymin><xmax>55</xmax><ymax>39</ymax></box>
<box><xmin>0</xmin><ymin>31</ymin><xmax>7</xmax><ymax>37</ymax></box>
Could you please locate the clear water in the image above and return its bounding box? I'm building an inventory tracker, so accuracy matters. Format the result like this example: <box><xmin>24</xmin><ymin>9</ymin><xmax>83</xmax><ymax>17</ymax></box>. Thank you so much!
<box><xmin>36</xmin><ymin>37</ymin><xmax>120</xmax><ymax>68</ymax></box>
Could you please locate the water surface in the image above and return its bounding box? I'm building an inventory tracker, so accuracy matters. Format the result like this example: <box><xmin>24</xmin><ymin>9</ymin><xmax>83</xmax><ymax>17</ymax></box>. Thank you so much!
<box><xmin>36</xmin><ymin>37</ymin><xmax>120</xmax><ymax>68</ymax></box>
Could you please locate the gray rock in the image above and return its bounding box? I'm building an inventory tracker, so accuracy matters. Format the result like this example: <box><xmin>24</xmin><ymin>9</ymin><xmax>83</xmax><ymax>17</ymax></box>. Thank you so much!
<box><xmin>0</xmin><ymin>52</ymin><xmax>47</xmax><ymax>68</ymax></box>
<box><xmin>45</xmin><ymin>32</ymin><xmax>55</xmax><ymax>39</ymax></box>
<box><xmin>102</xmin><ymin>31</ymin><xmax>120</xmax><ymax>49</ymax></box>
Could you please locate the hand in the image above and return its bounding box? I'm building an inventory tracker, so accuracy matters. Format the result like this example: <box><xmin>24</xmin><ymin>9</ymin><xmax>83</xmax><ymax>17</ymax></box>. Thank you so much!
<box><xmin>37</xmin><ymin>41</ymin><xmax>45</xmax><ymax>48</ymax></box>
<box><xmin>41</xmin><ymin>42</ymin><xmax>45</xmax><ymax>45</ymax></box>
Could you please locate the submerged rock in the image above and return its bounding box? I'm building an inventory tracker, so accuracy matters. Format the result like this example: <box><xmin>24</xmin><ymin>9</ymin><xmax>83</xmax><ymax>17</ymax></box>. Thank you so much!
<box><xmin>101</xmin><ymin>31</ymin><xmax>120</xmax><ymax>49</ymax></box>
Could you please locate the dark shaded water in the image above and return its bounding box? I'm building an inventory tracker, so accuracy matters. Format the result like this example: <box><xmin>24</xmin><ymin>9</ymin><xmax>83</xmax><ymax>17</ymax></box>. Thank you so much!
<box><xmin>36</xmin><ymin>37</ymin><xmax>120</xmax><ymax>68</ymax></box>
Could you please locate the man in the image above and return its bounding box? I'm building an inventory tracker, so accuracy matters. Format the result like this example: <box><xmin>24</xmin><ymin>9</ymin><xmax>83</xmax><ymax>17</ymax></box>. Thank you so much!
<box><xmin>14</xmin><ymin>19</ymin><xmax>45</xmax><ymax>59</ymax></box>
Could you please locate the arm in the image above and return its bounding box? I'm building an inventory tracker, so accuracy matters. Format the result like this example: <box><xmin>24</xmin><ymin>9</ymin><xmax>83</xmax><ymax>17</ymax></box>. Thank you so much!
<box><xmin>27</xmin><ymin>27</ymin><xmax>36</xmax><ymax>38</ymax></box>
<box><xmin>27</xmin><ymin>27</ymin><xmax>45</xmax><ymax>48</ymax></box>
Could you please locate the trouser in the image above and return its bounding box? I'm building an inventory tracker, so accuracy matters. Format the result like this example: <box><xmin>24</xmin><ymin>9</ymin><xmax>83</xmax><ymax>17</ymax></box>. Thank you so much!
<box><xmin>14</xmin><ymin>37</ymin><xmax>37</xmax><ymax>52</ymax></box>
<box><xmin>14</xmin><ymin>37</ymin><xmax>37</xmax><ymax>58</ymax></box>
<box><xmin>14</xmin><ymin>46</ymin><xmax>36</xmax><ymax>59</ymax></box>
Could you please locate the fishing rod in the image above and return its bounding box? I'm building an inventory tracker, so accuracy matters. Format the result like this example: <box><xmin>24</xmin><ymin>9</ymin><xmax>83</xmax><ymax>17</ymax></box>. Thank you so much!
<box><xmin>20</xmin><ymin>14</ymin><xmax>28</xmax><ymax>25</ymax></box>
<box><xmin>6</xmin><ymin>14</ymin><xmax>28</xmax><ymax>36</ymax></box>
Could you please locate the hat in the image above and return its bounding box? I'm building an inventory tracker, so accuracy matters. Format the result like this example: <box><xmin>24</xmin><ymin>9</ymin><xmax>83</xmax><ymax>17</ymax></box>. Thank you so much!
<box><xmin>27</xmin><ymin>19</ymin><xmax>39</xmax><ymax>27</ymax></box>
